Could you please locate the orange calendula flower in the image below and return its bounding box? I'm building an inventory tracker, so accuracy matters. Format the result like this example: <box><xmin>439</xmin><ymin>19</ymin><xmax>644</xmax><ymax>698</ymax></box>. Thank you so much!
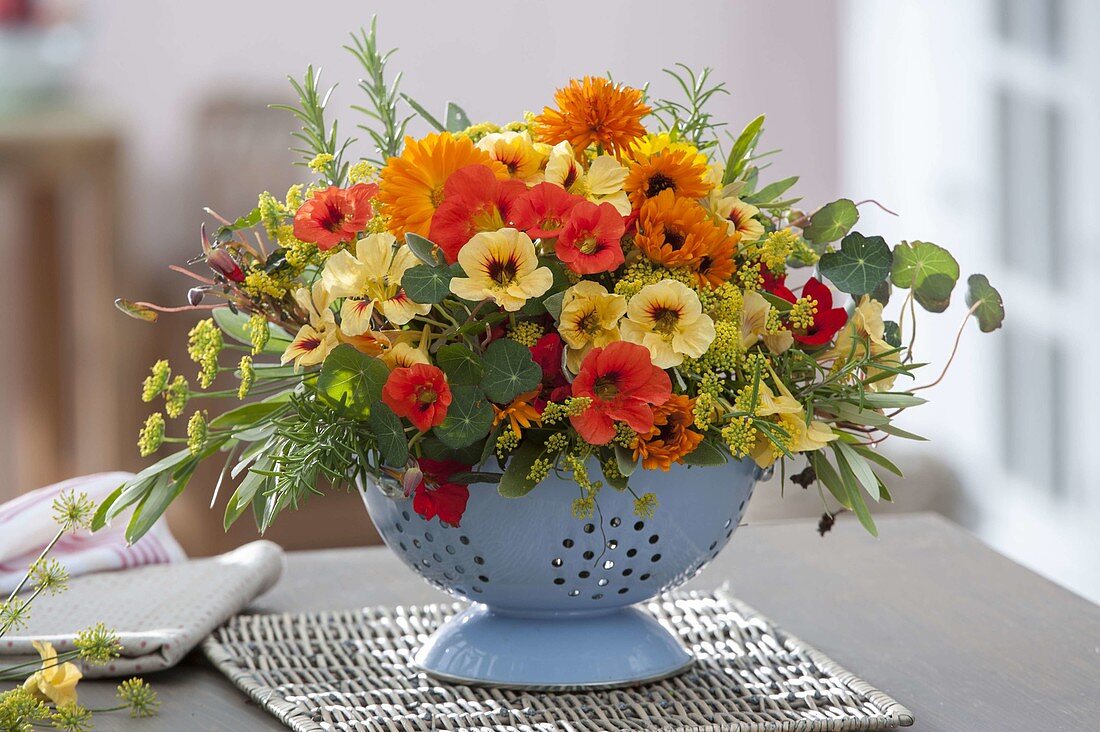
<box><xmin>634</xmin><ymin>189</ymin><xmax>737</xmax><ymax>287</ymax></box>
<box><xmin>377</xmin><ymin>132</ymin><xmax>506</xmax><ymax>239</ymax></box>
<box><xmin>623</xmin><ymin>149</ymin><xmax>711</xmax><ymax>209</ymax></box>
<box><xmin>534</xmin><ymin>77</ymin><xmax>651</xmax><ymax>157</ymax></box>
<box><xmin>492</xmin><ymin>389</ymin><xmax>542</xmax><ymax>438</ymax></box>
<box><xmin>632</xmin><ymin>394</ymin><xmax>704</xmax><ymax>470</ymax></box>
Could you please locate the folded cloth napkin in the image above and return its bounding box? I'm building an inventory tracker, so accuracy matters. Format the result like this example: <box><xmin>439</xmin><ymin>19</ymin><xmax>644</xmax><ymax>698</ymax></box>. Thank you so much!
<box><xmin>1</xmin><ymin>541</ymin><xmax>284</xmax><ymax>677</ymax></box>
<box><xmin>0</xmin><ymin>472</ymin><xmax>186</xmax><ymax>595</ymax></box>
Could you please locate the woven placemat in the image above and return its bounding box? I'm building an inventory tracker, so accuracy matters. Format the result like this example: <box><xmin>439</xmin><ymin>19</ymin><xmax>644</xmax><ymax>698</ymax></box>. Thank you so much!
<box><xmin>203</xmin><ymin>589</ymin><xmax>913</xmax><ymax>731</ymax></box>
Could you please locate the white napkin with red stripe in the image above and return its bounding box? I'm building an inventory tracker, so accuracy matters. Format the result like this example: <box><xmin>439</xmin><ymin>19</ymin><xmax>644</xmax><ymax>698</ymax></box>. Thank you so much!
<box><xmin>0</xmin><ymin>472</ymin><xmax>186</xmax><ymax>595</ymax></box>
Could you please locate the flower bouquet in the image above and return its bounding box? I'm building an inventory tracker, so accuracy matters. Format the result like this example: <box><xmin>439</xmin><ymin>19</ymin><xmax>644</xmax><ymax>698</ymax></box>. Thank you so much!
<box><xmin>102</xmin><ymin>21</ymin><xmax>1003</xmax><ymax>687</ymax></box>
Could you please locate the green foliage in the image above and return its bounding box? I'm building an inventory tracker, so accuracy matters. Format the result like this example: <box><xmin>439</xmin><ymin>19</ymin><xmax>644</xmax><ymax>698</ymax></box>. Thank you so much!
<box><xmin>345</xmin><ymin>18</ymin><xmax>415</xmax><ymax>165</ymax></box>
<box><xmin>212</xmin><ymin>307</ymin><xmax>291</xmax><ymax>355</ymax></box>
<box><xmin>445</xmin><ymin>102</ymin><xmax>472</xmax><ymax>132</ymax></box>
<box><xmin>966</xmin><ymin>274</ymin><xmax>1005</xmax><ymax>332</ymax></box>
<box><xmin>722</xmin><ymin>114</ymin><xmax>765</xmax><ymax>185</ymax></box>
<box><xmin>316</xmin><ymin>345</ymin><xmax>390</xmax><ymax>417</ymax></box>
<box><xmin>802</xmin><ymin>199</ymin><xmax>859</xmax><ymax>244</ymax></box>
<box><xmin>818</xmin><ymin>231</ymin><xmax>893</xmax><ymax>296</ymax></box>
<box><xmin>436</xmin><ymin>344</ymin><xmax>485</xmax><ymax>385</ymax></box>
<box><xmin>433</xmin><ymin>385</ymin><xmax>494</xmax><ymax>448</ymax></box>
<box><xmin>481</xmin><ymin>339</ymin><xmax>542</xmax><ymax>403</ymax></box>
<box><xmin>743</xmin><ymin>176</ymin><xmax>799</xmax><ymax>206</ymax></box>
<box><xmin>404</xmin><ymin>232</ymin><xmax>447</xmax><ymax>267</ymax></box>
<box><xmin>649</xmin><ymin>64</ymin><xmax>728</xmax><ymax>155</ymax></box>
<box><xmin>271</xmin><ymin>66</ymin><xmax>352</xmax><ymax>186</ymax></box>
<box><xmin>681</xmin><ymin>438</ymin><xmax>729</xmax><ymax>466</ymax></box>
<box><xmin>369</xmin><ymin>403</ymin><xmax>409</xmax><ymax>466</ymax></box>
<box><xmin>497</xmin><ymin>440</ymin><xmax>546</xmax><ymax>498</ymax></box>
<box><xmin>402</xmin><ymin>263</ymin><xmax>458</xmax><ymax>304</ymax></box>
<box><xmin>891</xmin><ymin>241</ymin><xmax>960</xmax><ymax>313</ymax></box>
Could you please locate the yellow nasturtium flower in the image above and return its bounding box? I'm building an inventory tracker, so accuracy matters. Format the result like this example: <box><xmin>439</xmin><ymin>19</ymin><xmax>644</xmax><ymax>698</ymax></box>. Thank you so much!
<box><xmin>321</xmin><ymin>232</ymin><xmax>429</xmax><ymax>334</ymax></box>
<box><xmin>740</xmin><ymin>290</ymin><xmax>794</xmax><ymax>355</ymax></box>
<box><xmin>23</xmin><ymin>641</ymin><xmax>82</xmax><ymax>707</ymax></box>
<box><xmin>476</xmin><ymin>131</ymin><xmax>547</xmax><ymax>183</ymax></box>
<box><xmin>558</xmin><ymin>280</ymin><xmax>627</xmax><ymax>371</ymax></box>
<box><xmin>827</xmin><ymin>295</ymin><xmax>900</xmax><ymax>392</ymax></box>
<box><xmin>620</xmin><ymin>279</ymin><xmax>716</xmax><ymax>368</ymax></box>
<box><xmin>449</xmin><ymin>228</ymin><xmax>553</xmax><ymax>312</ymax></box>
<box><xmin>543</xmin><ymin>142</ymin><xmax>631</xmax><ymax>215</ymax></box>
<box><xmin>281</xmin><ymin>281</ymin><xmax>339</xmax><ymax>370</ymax></box>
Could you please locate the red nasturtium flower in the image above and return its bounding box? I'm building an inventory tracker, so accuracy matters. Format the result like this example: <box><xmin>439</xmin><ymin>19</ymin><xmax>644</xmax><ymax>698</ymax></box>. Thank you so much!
<box><xmin>774</xmin><ymin>277</ymin><xmax>849</xmax><ymax>346</ymax></box>
<box><xmin>428</xmin><ymin>165</ymin><xmax>527</xmax><ymax>262</ymax></box>
<box><xmin>570</xmin><ymin>341</ymin><xmax>672</xmax><ymax>445</ymax></box>
<box><xmin>412</xmin><ymin>458</ymin><xmax>470</xmax><ymax>526</ymax></box>
<box><xmin>293</xmin><ymin>183</ymin><xmax>378</xmax><ymax>251</ymax></box>
<box><xmin>529</xmin><ymin>332</ymin><xmax>571</xmax><ymax>404</ymax></box>
<box><xmin>555</xmin><ymin>201</ymin><xmax>626</xmax><ymax>275</ymax></box>
<box><xmin>509</xmin><ymin>182</ymin><xmax>583</xmax><ymax>240</ymax></box>
<box><xmin>382</xmin><ymin>364</ymin><xmax>453</xmax><ymax>432</ymax></box>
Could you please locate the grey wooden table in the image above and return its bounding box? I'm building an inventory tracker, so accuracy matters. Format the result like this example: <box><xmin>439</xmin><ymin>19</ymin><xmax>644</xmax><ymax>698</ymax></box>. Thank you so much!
<box><xmin>77</xmin><ymin>512</ymin><xmax>1100</xmax><ymax>731</ymax></box>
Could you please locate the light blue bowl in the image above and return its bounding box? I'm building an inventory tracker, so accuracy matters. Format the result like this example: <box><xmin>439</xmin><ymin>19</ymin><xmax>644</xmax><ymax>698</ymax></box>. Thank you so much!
<box><xmin>359</xmin><ymin>457</ymin><xmax>759</xmax><ymax>689</ymax></box>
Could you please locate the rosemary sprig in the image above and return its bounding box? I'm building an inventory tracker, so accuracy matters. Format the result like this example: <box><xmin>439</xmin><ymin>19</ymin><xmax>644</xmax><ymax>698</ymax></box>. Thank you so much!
<box><xmin>650</xmin><ymin>63</ymin><xmax>729</xmax><ymax>155</ymax></box>
<box><xmin>345</xmin><ymin>17</ymin><xmax>416</xmax><ymax>165</ymax></box>
<box><xmin>271</xmin><ymin>66</ymin><xmax>353</xmax><ymax>186</ymax></box>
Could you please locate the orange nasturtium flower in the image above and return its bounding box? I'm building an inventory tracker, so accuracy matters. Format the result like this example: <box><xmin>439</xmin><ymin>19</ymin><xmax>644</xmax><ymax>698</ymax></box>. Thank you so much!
<box><xmin>382</xmin><ymin>363</ymin><xmax>452</xmax><ymax>432</ymax></box>
<box><xmin>292</xmin><ymin>183</ymin><xmax>378</xmax><ymax>251</ymax></box>
<box><xmin>632</xmin><ymin>393</ymin><xmax>704</xmax><ymax>470</ymax></box>
<box><xmin>534</xmin><ymin>77</ymin><xmax>651</xmax><ymax>158</ymax></box>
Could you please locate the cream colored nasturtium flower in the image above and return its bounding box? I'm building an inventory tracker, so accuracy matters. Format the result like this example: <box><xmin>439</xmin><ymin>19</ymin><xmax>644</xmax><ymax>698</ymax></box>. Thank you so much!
<box><xmin>23</xmin><ymin>641</ymin><xmax>82</xmax><ymax>707</ymax></box>
<box><xmin>543</xmin><ymin>141</ymin><xmax>631</xmax><ymax>215</ymax></box>
<box><xmin>620</xmin><ymin>279</ymin><xmax>716</xmax><ymax>368</ymax></box>
<box><xmin>558</xmin><ymin>280</ymin><xmax>627</xmax><ymax>371</ymax></box>
<box><xmin>321</xmin><ymin>232</ymin><xmax>429</xmax><ymax>334</ymax></box>
<box><xmin>740</xmin><ymin>290</ymin><xmax>794</xmax><ymax>355</ymax></box>
<box><xmin>827</xmin><ymin>294</ymin><xmax>900</xmax><ymax>391</ymax></box>
<box><xmin>449</xmin><ymin>228</ymin><xmax>553</xmax><ymax>312</ymax></box>
<box><xmin>380</xmin><ymin>326</ymin><xmax>432</xmax><ymax>369</ymax></box>
<box><xmin>282</xmin><ymin>280</ymin><xmax>339</xmax><ymax>370</ymax></box>
<box><xmin>747</xmin><ymin>379</ymin><xmax>837</xmax><ymax>468</ymax></box>
<box><xmin>706</xmin><ymin>184</ymin><xmax>765</xmax><ymax>243</ymax></box>
<box><xmin>476</xmin><ymin>131</ymin><xmax>547</xmax><ymax>183</ymax></box>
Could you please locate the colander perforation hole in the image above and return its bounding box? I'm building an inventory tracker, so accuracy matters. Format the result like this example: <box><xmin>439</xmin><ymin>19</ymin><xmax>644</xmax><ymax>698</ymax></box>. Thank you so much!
<box><xmin>626</xmin><ymin>548</ymin><xmax>638</xmax><ymax>558</ymax></box>
<box><xmin>582</xmin><ymin>550</ymin><xmax>594</xmax><ymax>560</ymax></box>
<box><xmin>551</xmin><ymin>557</ymin><xmax>563</xmax><ymax>567</ymax></box>
<box><xmin>398</xmin><ymin>541</ymin><xmax>407</xmax><ymax>551</ymax></box>
<box><xmin>651</xmin><ymin>553</ymin><xmax>662</xmax><ymax>562</ymax></box>
<box><xmin>562</xmin><ymin>538</ymin><xmax>574</xmax><ymax>548</ymax></box>
<box><xmin>597</xmin><ymin>578</ymin><xmax>609</xmax><ymax>587</ymax></box>
<box><xmin>402</xmin><ymin>511</ymin><xmax>411</xmax><ymax>521</ymax></box>
<box><xmin>607</xmin><ymin>539</ymin><xmax>618</xmax><ymax>550</ymax></box>
<box><xmin>640</xmin><ymin>572</ymin><xmax>651</xmax><ymax>580</ymax></box>
<box><xmin>473</xmin><ymin>555</ymin><xmax>485</xmax><ymax>565</ymax></box>
<box><xmin>424</xmin><ymin>531</ymin><xmax>434</xmax><ymax>542</ymax></box>
<box><xmin>603</xmin><ymin>559</ymin><xmax>615</xmax><ymax>570</ymax></box>
<box><xmin>568</xmin><ymin>589</ymin><xmax>580</xmax><ymax>597</ymax></box>
<box><xmin>455</xmin><ymin>565</ymin><xmax>465</xmax><ymax>574</ymax></box>
<box><xmin>412</xmin><ymin>538</ymin><xmax>421</xmax><ymax>548</ymax></box>
<box><xmin>622</xmin><ymin>568</ymin><xmax>633</xmax><ymax>576</ymax></box>
<box><xmin>459</xmin><ymin>535</ymin><xmax>470</xmax><ymax>545</ymax></box>
<box><xmin>445</xmin><ymin>545</ymin><xmax>455</xmax><ymax>555</ymax></box>
<box><xmin>592</xmin><ymin>593</ymin><xmax>604</xmax><ymax>600</ymax></box>
<box><xmin>583</xmin><ymin>523</ymin><xmax>595</xmax><ymax>534</ymax></box>
<box><xmin>610</xmin><ymin>517</ymin><xmax>621</xmax><ymax>527</ymax></box>
<box><xmin>395</xmin><ymin>523</ymin><xmax>403</xmax><ymax>533</ymax></box>
<box><xmin>554</xmin><ymin>578</ymin><xmax>565</xmax><ymax>585</ymax></box>
<box><xmin>477</xmin><ymin>574</ymin><xmax>489</xmax><ymax>583</ymax></box>
<box><xmin>472</xmin><ymin>585</ymin><xmax>483</xmax><ymax>593</ymax></box>
<box><xmin>618</xmin><ymin>588</ymin><xmax>629</xmax><ymax>594</ymax></box>
<box><xmin>432</xmin><ymin>553</ymin><xmax>442</xmax><ymax>562</ymax></box>
<box><xmin>579</xmin><ymin>570</ymin><xmax>590</xmax><ymax>579</ymax></box>
<box><xmin>648</xmin><ymin>534</ymin><xmax>659</xmax><ymax>544</ymax></box>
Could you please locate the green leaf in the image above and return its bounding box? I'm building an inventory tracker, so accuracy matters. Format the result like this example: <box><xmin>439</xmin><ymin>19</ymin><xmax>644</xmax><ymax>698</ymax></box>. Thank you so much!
<box><xmin>402</xmin><ymin>263</ymin><xmax>456</xmax><ymax>304</ymax></box>
<box><xmin>723</xmin><ymin>114</ymin><xmax>765</xmax><ymax>185</ymax></box>
<box><xmin>445</xmin><ymin>101</ymin><xmax>472</xmax><ymax>132</ymax></box>
<box><xmin>436</xmin><ymin>344</ymin><xmax>485</xmax><ymax>385</ymax></box>
<box><xmin>810</xmin><ymin>451</ymin><xmax>851</xmax><ymax>509</ymax></box>
<box><xmin>614</xmin><ymin>444</ymin><xmax>637</xmax><ymax>477</ymax></box>
<box><xmin>400</xmin><ymin>93</ymin><xmax>446</xmax><ymax>132</ymax></box>
<box><xmin>818</xmin><ymin>231</ymin><xmax>893</xmax><ymax>296</ymax></box>
<box><xmin>858</xmin><ymin>392</ymin><xmax>927</xmax><ymax>409</ymax></box>
<box><xmin>835</xmin><ymin>441</ymin><xmax>881</xmax><ymax>501</ymax></box>
<box><xmin>743</xmin><ymin>176</ymin><xmax>798</xmax><ymax>205</ymax></box>
<box><xmin>209</xmin><ymin>399</ymin><xmax>291</xmax><ymax>429</ymax></box>
<box><xmin>448</xmin><ymin>471</ymin><xmax>502</xmax><ymax>485</ymax></box>
<box><xmin>369</xmin><ymin>402</ymin><xmax>409</xmax><ymax>467</ymax></box>
<box><xmin>114</xmin><ymin>299</ymin><xmax>158</xmax><ymax>323</ymax></box>
<box><xmin>212</xmin><ymin>307</ymin><xmax>292</xmax><ymax>355</ymax></box>
<box><xmin>890</xmin><ymin>240</ymin><xmax>959</xmax><ymax>288</ymax></box>
<box><xmin>802</xmin><ymin>199</ymin><xmax>859</xmax><ymax>244</ymax></box>
<box><xmin>482</xmin><ymin>339</ymin><xmax>542</xmax><ymax>404</ymax></box>
<box><xmin>870</xmin><ymin>279</ymin><xmax>892</xmax><ymax>306</ymax></box>
<box><xmin>878</xmin><ymin>423</ymin><xmax>929</xmax><ymax>441</ymax></box>
<box><xmin>433</xmin><ymin>385</ymin><xmax>494</xmax><ymax>448</ymax></box>
<box><xmin>220</xmin><ymin>206</ymin><xmax>262</xmax><ymax>232</ymax></box>
<box><xmin>851</xmin><ymin>444</ymin><xmax>904</xmax><ymax>477</ymax></box>
<box><xmin>681</xmin><ymin>438</ymin><xmax>729</xmax><ymax>466</ymax></box>
<box><xmin>316</xmin><ymin>344</ymin><xmax>390</xmax><ymax>417</ymax></box>
<box><xmin>883</xmin><ymin>320</ymin><xmax>902</xmax><ymax>348</ymax></box>
<box><xmin>404</xmin><ymin>232</ymin><xmax>446</xmax><ymax>267</ymax></box>
<box><xmin>966</xmin><ymin>274</ymin><xmax>1005</xmax><ymax>333</ymax></box>
<box><xmin>891</xmin><ymin>241</ymin><xmax>960</xmax><ymax>313</ymax></box>
<box><xmin>543</xmin><ymin>291</ymin><xmax>566</xmax><ymax>322</ymax></box>
<box><xmin>497</xmin><ymin>440</ymin><xmax>545</xmax><ymax>498</ymax></box>
<box><xmin>421</xmin><ymin>434</ymin><xmax>487</xmax><ymax>465</ymax></box>
<box><xmin>831</xmin><ymin>444</ymin><xmax>878</xmax><ymax>535</ymax></box>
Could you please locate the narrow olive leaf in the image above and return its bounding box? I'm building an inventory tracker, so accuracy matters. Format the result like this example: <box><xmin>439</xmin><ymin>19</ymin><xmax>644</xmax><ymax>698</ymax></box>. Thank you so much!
<box><xmin>802</xmin><ymin>199</ymin><xmax>859</xmax><ymax>244</ymax></box>
<box><xmin>966</xmin><ymin>274</ymin><xmax>1005</xmax><ymax>333</ymax></box>
<box><xmin>482</xmin><ymin>339</ymin><xmax>542</xmax><ymax>403</ymax></box>
<box><xmin>723</xmin><ymin>114</ymin><xmax>765</xmax><ymax>185</ymax></box>
<box><xmin>858</xmin><ymin>392</ymin><xmax>927</xmax><ymax>409</ymax></box>
<box><xmin>831</xmin><ymin>444</ymin><xmax>878</xmax><ymax>535</ymax></box>
<box><xmin>114</xmin><ymin>299</ymin><xmax>158</xmax><ymax>323</ymax></box>
<box><xmin>743</xmin><ymin>175</ymin><xmax>798</xmax><ymax>205</ymax></box>
<box><xmin>681</xmin><ymin>438</ymin><xmax>729</xmax><ymax>466</ymax></box>
<box><xmin>209</xmin><ymin>400</ymin><xmax>291</xmax><ymax>429</ymax></box>
<box><xmin>835</xmin><ymin>441</ymin><xmax>881</xmax><ymax>501</ymax></box>
<box><xmin>445</xmin><ymin>101</ymin><xmax>472</xmax><ymax>132</ymax></box>
<box><xmin>614</xmin><ymin>444</ymin><xmax>637</xmax><ymax>477</ymax></box>
<box><xmin>878</xmin><ymin>423</ymin><xmax>929</xmax><ymax>441</ymax></box>
<box><xmin>316</xmin><ymin>344</ymin><xmax>390</xmax><ymax>417</ymax></box>
<box><xmin>497</xmin><ymin>440</ymin><xmax>545</xmax><ymax>498</ymax></box>
<box><xmin>818</xmin><ymin>231</ymin><xmax>893</xmax><ymax>296</ymax></box>
<box><xmin>851</xmin><ymin>445</ymin><xmax>904</xmax><ymax>477</ymax></box>
<box><xmin>404</xmin><ymin>232</ymin><xmax>447</xmax><ymax>267</ymax></box>
<box><xmin>433</xmin><ymin>385</ymin><xmax>494</xmax><ymax>449</ymax></box>
<box><xmin>369</xmin><ymin>402</ymin><xmax>409</xmax><ymax>467</ymax></box>
<box><xmin>810</xmin><ymin>451</ymin><xmax>852</xmax><ymax>509</ymax></box>
<box><xmin>402</xmin><ymin>263</ymin><xmax>455</xmax><ymax>304</ymax></box>
<box><xmin>400</xmin><ymin>93</ymin><xmax>446</xmax><ymax>132</ymax></box>
<box><xmin>213</xmin><ymin>307</ymin><xmax>292</xmax><ymax>354</ymax></box>
<box><xmin>436</xmin><ymin>343</ymin><xmax>485</xmax><ymax>385</ymax></box>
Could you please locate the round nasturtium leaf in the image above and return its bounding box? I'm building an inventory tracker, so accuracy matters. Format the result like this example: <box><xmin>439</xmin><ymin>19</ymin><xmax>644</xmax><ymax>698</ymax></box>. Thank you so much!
<box><xmin>436</xmin><ymin>343</ymin><xmax>485</xmax><ymax>385</ymax></box>
<box><xmin>802</xmin><ymin>198</ymin><xmax>859</xmax><ymax>244</ymax></box>
<box><xmin>402</xmin><ymin>264</ymin><xmax>458</xmax><ymax>304</ymax></box>
<box><xmin>482</xmin><ymin>339</ymin><xmax>542</xmax><ymax>404</ymax></box>
<box><xmin>817</xmin><ymin>231</ymin><xmax>893</xmax><ymax>296</ymax></box>
<box><xmin>965</xmin><ymin>274</ymin><xmax>1005</xmax><ymax>332</ymax></box>
<box><xmin>433</xmin><ymin>385</ymin><xmax>494</xmax><ymax>449</ymax></box>
<box><xmin>891</xmin><ymin>240</ymin><xmax>960</xmax><ymax>312</ymax></box>
<box><xmin>316</xmin><ymin>344</ymin><xmax>390</xmax><ymax>417</ymax></box>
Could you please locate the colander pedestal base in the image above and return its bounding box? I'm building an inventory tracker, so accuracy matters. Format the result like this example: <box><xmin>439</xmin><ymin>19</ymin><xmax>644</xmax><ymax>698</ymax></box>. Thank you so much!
<box><xmin>413</xmin><ymin>603</ymin><xmax>693</xmax><ymax>690</ymax></box>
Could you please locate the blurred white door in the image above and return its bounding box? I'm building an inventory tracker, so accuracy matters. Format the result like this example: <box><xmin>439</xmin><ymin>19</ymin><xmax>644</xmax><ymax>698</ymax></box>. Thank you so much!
<box><xmin>841</xmin><ymin>0</ymin><xmax>1100</xmax><ymax>601</ymax></box>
